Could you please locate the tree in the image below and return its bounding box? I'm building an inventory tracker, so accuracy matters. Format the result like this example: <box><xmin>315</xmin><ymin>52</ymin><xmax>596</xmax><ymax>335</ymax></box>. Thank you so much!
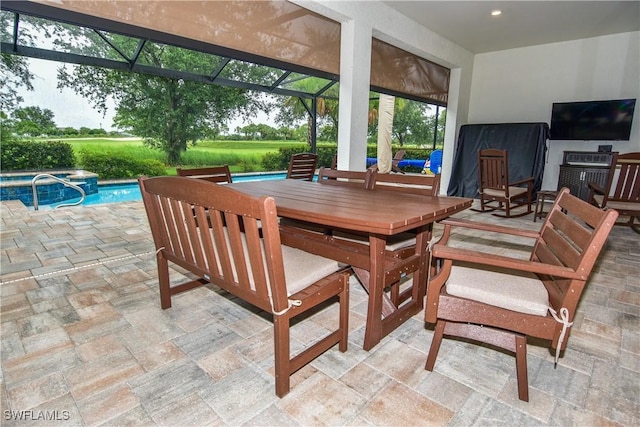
<box><xmin>53</xmin><ymin>28</ymin><xmax>264</xmax><ymax>164</ymax></box>
<box><xmin>0</xmin><ymin>54</ymin><xmax>34</xmax><ymax>112</ymax></box>
<box><xmin>12</xmin><ymin>106</ymin><xmax>57</xmax><ymax>135</ymax></box>
<box><xmin>0</xmin><ymin>13</ymin><xmax>44</xmax><ymax>111</ymax></box>
<box><xmin>392</xmin><ymin>99</ymin><xmax>432</xmax><ymax>146</ymax></box>
<box><xmin>275</xmin><ymin>78</ymin><xmax>340</xmax><ymax>147</ymax></box>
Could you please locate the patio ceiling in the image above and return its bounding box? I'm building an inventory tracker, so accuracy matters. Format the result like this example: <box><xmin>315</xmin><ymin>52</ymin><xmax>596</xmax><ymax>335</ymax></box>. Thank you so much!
<box><xmin>1</xmin><ymin>0</ymin><xmax>449</xmax><ymax>105</ymax></box>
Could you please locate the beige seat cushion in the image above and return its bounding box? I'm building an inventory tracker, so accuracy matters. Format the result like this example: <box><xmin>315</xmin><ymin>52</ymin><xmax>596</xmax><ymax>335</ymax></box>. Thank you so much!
<box><xmin>483</xmin><ymin>186</ymin><xmax>528</xmax><ymax>200</ymax></box>
<box><xmin>281</xmin><ymin>245</ymin><xmax>342</xmax><ymax>295</ymax></box>
<box><xmin>593</xmin><ymin>194</ymin><xmax>640</xmax><ymax>212</ymax></box>
<box><xmin>601</xmin><ymin>198</ymin><xmax>640</xmax><ymax>212</ymax></box>
<box><xmin>445</xmin><ymin>262</ymin><xmax>549</xmax><ymax>316</ymax></box>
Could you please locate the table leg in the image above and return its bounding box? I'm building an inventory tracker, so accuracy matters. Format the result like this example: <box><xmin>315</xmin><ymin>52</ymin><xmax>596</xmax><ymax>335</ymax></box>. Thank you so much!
<box><xmin>361</xmin><ymin>227</ymin><xmax>431</xmax><ymax>351</ymax></box>
<box><xmin>363</xmin><ymin>235</ymin><xmax>386</xmax><ymax>351</ymax></box>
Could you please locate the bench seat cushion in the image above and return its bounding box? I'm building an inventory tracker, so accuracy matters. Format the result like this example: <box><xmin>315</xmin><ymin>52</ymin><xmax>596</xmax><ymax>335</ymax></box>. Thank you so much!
<box><xmin>281</xmin><ymin>245</ymin><xmax>342</xmax><ymax>295</ymax></box>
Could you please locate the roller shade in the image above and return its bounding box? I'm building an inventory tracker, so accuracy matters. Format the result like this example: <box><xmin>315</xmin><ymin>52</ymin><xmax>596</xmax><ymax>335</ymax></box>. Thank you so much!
<box><xmin>371</xmin><ymin>38</ymin><xmax>450</xmax><ymax>105</ymax></box>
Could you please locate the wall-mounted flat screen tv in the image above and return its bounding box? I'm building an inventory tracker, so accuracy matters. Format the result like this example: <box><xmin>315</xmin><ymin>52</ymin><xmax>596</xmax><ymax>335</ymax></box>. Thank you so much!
<box><xmin>549</xmin><ymin>99</ymin><xmax>636</xmax><ymax>141</ymax></box>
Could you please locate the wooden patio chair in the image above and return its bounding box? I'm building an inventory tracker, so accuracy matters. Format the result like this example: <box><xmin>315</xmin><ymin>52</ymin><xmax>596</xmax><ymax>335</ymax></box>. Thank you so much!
<box><xmin>369</xmin><ymin>150</ymin><xmax>406</xmax><ymax>174</ymax></box>
<box><xmin>286</xmin><ymin>153</ymin><xmax>318</xmax><ymax>181</ymax></box>
<box><xmin>474</xmin><ymin>148</ymin><xmax>534</xmax><ymax>218</ymax></box>
<box><xmin>587</xmin><ymin>151</ymin><xmax>640</xmax><ymax>233</ymax></box>
<box><xmin>391</xmin><ymin>149</ymin><xmax>407</xmax><ymax>173</ymax></box>
<box><xmin>331</xmin><ymin>173</ymin><xmax>441</xmax><ymax>308</ymax></box>
<box><xmin>176</xmin><ymin>165</ymin><xmax>233</xmax><ymax>183</ymax></box>
<box><xmin>139</xmin><ymin>176</ymin><xmax>350</xmax><ymax>397</ymax></box>
<box><xmin>424</xmin><ymin>188</ymin><xmax>618</xmax><ymax>401</ymax></box>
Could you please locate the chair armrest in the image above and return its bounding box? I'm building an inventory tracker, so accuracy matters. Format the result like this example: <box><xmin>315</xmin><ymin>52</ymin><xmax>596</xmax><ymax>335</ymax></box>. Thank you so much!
<box><xmin>432</xmin><ymin>244</ymin><xmax>586</xmax><ymax>280</ymax></box>
<box><xmin>586</xmin><ymin>182</ymin><xmax>607</xmax><ymax>205</ymax></box>
<box><xmin>438</xmin><ymin>218</ymin><xmax>540</xmax><ymax>239</ymax></box>
<box><xmin>510</xmin><ymin>176</ymin><xmax>534</xmax><ymax>187</ymax></box>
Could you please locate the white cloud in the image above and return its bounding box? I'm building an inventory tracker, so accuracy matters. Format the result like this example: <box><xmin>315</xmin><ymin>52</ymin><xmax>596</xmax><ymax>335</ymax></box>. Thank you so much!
<box><xmin>18</xmin><ymin>58</ymin><xmax>116</xmax><ymax>131</ymax></box>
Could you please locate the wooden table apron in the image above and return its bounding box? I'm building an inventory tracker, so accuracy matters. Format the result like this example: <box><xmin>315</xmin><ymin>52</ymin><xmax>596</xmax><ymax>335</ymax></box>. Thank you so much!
<box><xmin>227</xmin><ymin>180</ymin><xmax>473</xmax><ymax>350</ymax></box>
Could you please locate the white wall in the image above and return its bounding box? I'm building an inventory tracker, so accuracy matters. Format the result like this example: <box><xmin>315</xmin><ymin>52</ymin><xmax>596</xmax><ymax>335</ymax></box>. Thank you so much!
<box><xmin>468</xmin><ymin>31</ymin><xmax>640</xmax><ymax>190</ymax></box>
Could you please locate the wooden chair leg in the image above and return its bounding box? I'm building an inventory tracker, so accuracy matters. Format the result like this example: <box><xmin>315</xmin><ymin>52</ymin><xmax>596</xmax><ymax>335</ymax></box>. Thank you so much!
<box><xmin>515</xmin><ymin>334</ymin><xmax>529</xmax><ymax>402</ymax></box>
<box><xmin>425</xmin><ymin>320</ymin><xmax>446</xmax><ymax>371</ymax></box>
<box><xmin>339</xmin><ymin>274</ymin><xmax>349</xmax><ymax>352</ymax></box>
<box><xmin>273</xmin><ymin>316</ymin><xmax>290</xmax><ymax>398</ymax></box>
<box><xmin>157</xmin><ymin>255</ymin><xmax>172</xmax><ymax>309</ymax></box>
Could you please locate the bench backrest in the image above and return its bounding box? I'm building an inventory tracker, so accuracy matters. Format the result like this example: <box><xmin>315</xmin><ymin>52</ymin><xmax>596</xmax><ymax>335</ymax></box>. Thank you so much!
<box><xmin>139</xmin><ymin>176</ymin><xmax>289</xmax><ymax>313</ymax></box>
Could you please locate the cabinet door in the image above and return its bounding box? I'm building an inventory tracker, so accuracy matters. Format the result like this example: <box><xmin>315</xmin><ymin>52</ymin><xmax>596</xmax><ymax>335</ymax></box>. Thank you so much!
<box><xmin>583</xmin><ymin>168</ymin><xmax>610</xmax><ymax>199</ymax></box>
<box><xmin>558</xmin><ymin>166</ymin><xmax>610</xmax><ymax>201</ymax></box>
<box><xmin>558</xmin><ymin>166</ymin><xmax>585</xmax><ymax>199</ymax></box>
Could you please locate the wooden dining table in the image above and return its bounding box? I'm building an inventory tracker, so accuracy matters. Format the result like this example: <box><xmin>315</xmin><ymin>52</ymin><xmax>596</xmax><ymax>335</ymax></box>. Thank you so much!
<box><xmin>228</xmin><ymin>179</ymin><xmax>473</xmax><ymax>350</ymax></box>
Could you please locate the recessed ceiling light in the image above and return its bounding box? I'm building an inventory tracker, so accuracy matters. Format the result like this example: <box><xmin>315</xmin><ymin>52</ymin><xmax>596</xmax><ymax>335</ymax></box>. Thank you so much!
<box><xmin>491</xmin><ymin>10</ymin><xmax>502</xmax><ymax>16</ymax></box>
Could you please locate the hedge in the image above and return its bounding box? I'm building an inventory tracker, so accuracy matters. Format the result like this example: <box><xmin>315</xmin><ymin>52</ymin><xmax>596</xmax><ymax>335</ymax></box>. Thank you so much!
<box><xmin>79</xmin><ymin>150</ymin><xmax>167</xmax><ymax>179</ymax></box>
<box><xmin>1</xmin><ymin>140</ymin><xmax>75</xmax><ymax>171</ymax></box>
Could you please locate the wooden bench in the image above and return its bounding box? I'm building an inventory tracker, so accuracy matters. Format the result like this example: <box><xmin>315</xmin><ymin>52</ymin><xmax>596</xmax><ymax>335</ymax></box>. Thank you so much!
<box><xmin>139</xmin><ymin>176</ymin><xmax>350</xmax><ymax>397</ymax></box>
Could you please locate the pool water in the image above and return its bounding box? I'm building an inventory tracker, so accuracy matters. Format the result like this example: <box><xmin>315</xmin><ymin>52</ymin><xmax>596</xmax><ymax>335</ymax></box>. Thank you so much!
<box><xmin>46</xmin><ymin>172</ymin><xmax>290</xmax><ymax>208</ymax></box>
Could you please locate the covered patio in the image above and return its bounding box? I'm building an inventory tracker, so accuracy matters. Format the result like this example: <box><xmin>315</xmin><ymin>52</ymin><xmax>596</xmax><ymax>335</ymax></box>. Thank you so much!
<box><xmin>1</xmin><ymin>199</ymin><xmax>638</xmax><ymax>426</ymax></box>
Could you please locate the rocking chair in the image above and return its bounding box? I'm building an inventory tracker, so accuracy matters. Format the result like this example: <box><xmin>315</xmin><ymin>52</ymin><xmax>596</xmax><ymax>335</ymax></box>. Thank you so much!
<box><xmin>474</xmin><ymin>148</ymin><xmax>534</xmax><ymax>218</ymax></box>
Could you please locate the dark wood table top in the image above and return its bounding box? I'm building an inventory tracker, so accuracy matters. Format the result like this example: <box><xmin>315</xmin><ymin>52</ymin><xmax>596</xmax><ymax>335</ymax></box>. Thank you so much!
<box><xmin>228</xmin><ymin>179</ymin><xmax>473</xmax><ymax>234</ymax></box>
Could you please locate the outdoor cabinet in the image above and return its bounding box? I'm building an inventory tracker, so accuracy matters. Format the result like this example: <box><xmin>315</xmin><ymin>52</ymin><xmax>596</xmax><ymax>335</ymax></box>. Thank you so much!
<box><xmin>557</xmin><ymin>151</ymin><xmax>614</xmax><ymax>201</ymax></box>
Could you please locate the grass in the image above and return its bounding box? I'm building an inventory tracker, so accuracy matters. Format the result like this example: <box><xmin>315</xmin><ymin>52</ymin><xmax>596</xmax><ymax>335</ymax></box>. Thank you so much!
<box><xmin>62</xmin><ymin>137</ymin><xmax>308</xmax><ymax>174</ymax></box>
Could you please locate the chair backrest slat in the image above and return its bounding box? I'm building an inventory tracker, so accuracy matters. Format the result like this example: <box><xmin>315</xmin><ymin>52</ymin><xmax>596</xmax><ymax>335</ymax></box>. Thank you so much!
<box><xmin>318</xmin><ymin>167</ymin><xmax>376</xmax><ymax>189</ymax></box>
<box><xmin>287</xmin><ymin>153</ymin><xmax>318</xmax><ymax>181</ymax></box>
<box><xmin>478</xmin><ymin>149</ymin><xmax>509</xmax><ymax>193</ymax></box>
<box><xmin>531</xmin><ymin>188</ymin><xmax>618</xmax><ymax>311</ymax></box>
<box><xmin>176</xmin><ymin>165</ymin><xmax>233</xmax><ymax>183</ymax></box>
<box><xmin>612</xmin><ymin>153</ymin><xmax>640</xmax><ymax>202</ymax></box>
<box><xmin>373</xmin><ymin>173</ymin><xmax>441</xmax><ymax>196</ymax></box>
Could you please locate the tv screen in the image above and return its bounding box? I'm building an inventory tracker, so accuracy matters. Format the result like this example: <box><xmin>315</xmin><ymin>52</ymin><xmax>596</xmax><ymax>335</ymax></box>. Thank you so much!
<box><xmin>549</xmin><ymin>99</ymin><xmax>636</xmax><ymax>141</ymax></box>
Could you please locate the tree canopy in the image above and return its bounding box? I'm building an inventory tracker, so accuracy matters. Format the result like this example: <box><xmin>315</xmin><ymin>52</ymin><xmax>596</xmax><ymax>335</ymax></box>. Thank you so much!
<box><xmin>53</xmin><ymin>27</ymin><xmax>266</xmax><ymax>164</ymax></box>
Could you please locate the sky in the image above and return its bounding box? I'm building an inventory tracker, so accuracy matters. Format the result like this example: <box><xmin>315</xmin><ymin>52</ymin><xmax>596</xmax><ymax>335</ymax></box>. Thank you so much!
<box><xmin>17</xmin><ymin>58</ymin><xmax>276</xmax><ymax>132</ymax></box>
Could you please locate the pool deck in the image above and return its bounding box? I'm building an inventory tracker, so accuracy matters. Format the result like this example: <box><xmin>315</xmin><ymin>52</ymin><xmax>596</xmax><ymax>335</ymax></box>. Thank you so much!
<box><xmin>0</xmin><ymin>199</ymin><xmax>638</xmax><ymax>426</ymax></box>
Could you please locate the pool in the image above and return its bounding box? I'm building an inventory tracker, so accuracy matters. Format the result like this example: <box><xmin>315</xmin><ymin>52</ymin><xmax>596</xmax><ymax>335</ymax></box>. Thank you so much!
<box><xmin>0</xmin><ymin>170</ymin><xmax>99</xmax><ymax>207</ymax></box>
<box><xmin>45</xmin><ymin>172</ymin><xmax>291</xmax><ymax>208</ymax></box>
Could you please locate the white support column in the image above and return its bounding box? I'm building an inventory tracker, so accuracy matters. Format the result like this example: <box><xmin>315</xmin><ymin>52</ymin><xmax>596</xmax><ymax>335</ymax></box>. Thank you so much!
<box><xmin>337</xmin><ymin>19</ymin><xmax>372</xmax><ymax>171</ymax></box>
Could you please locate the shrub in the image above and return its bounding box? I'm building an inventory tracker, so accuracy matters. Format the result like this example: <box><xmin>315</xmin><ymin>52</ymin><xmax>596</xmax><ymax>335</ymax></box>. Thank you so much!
<box><xmin>79</xmin><ymin>150</ymin><xmax>166</xmax><ymax>179</ymax></box>
<box><xmin>260</xmin><ymin>145</ymin><xmax>339</xmax><ymax>171</ymax></box>
<box><xmin>0</xmin><ymin>139</ymin><xmax>75</xmax><ymax>171</ymax></box>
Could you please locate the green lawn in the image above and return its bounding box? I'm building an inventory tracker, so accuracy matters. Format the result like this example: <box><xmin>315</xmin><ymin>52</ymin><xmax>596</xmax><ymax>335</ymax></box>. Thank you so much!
<box><xmin>63</xmin><ymin>137</ymin><xmax>308</xmax><ymax>174</ymax></box>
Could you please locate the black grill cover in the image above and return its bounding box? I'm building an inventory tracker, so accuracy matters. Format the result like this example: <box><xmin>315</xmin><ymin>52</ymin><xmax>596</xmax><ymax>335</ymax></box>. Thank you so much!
<box><xmin>447</xmin><ymin>122</ymin><xmax>549</xmax><ymax>198</ymax></box>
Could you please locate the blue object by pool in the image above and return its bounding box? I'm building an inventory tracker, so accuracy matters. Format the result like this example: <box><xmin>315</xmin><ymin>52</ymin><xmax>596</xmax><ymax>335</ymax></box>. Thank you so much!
<box><xmin>366</xmin><ymin>158</ymin><xmax>426</xmax><ymax>169</ymax></box>
<box><xmin>429</xmin><ymin>150</ymin><xmax>443</xmax><ymax>174</ymax></box>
